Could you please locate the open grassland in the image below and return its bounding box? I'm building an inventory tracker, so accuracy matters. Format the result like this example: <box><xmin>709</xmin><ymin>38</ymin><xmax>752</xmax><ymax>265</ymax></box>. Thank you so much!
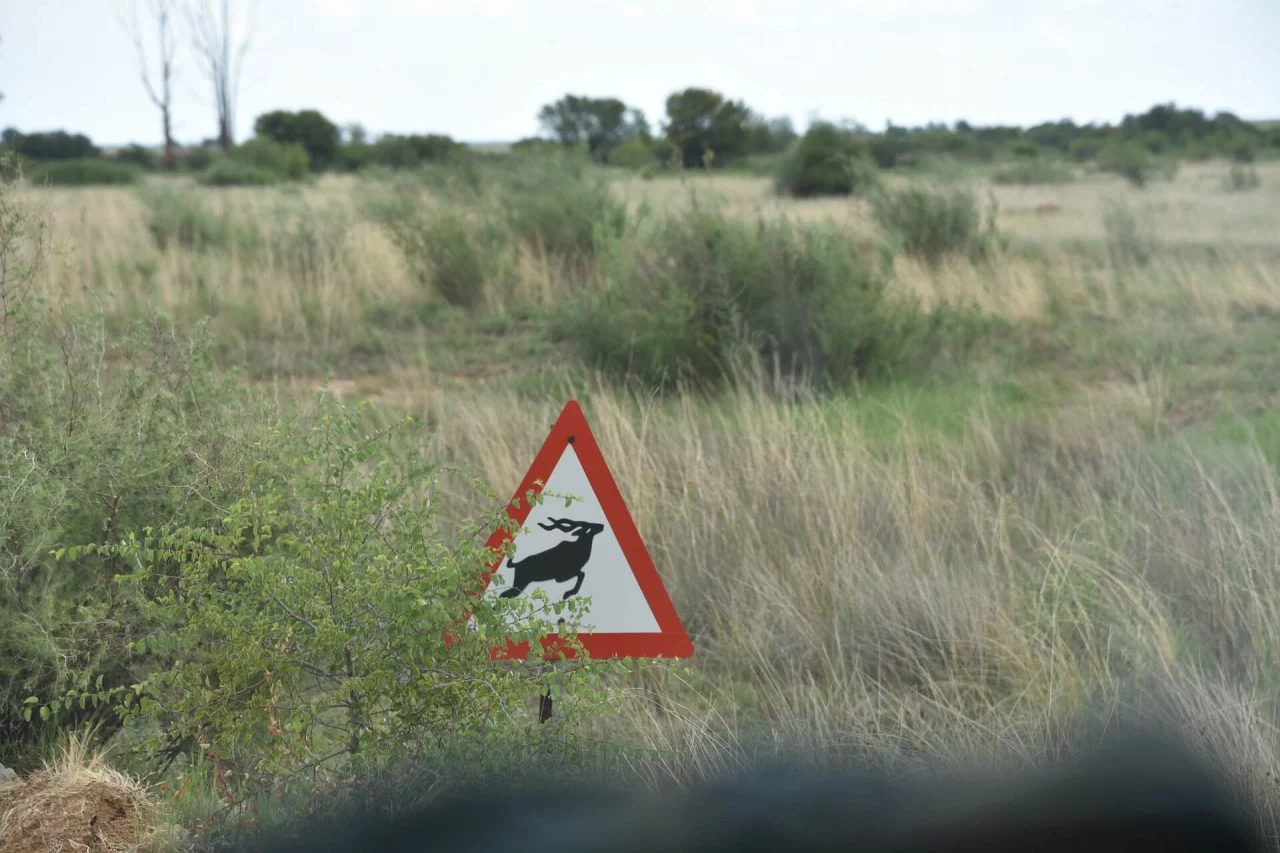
<box><xmin>7</xmin><ymin>157</ymin><xmax>1280</xmax><ymax>846</ymax></box>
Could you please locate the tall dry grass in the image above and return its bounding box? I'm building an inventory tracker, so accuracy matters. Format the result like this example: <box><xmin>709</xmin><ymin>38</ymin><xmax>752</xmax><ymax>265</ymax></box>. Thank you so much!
<box><xmin>402</xmin><ymin>375</ymin><xmax>1280</xmax><ymax>836</ymax></box>
<box><xmin>16</xmin><ymin>163</ymin><xmax>1280</xmax><ymax>361</ymax></box>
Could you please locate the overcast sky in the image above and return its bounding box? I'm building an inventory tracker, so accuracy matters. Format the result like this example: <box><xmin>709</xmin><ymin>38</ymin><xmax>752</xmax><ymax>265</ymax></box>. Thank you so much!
<box><xmin>2</xmin><ymin>0</ymin><xmax>1276</xmax><ymax>147</ymax></box>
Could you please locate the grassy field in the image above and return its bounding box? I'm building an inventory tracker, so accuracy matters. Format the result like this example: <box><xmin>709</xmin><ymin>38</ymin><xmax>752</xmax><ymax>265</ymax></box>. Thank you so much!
<box><xmin>8</xmin><ymin>157</ymin><xmax>1280</xmax><ymax>844</ymax></box>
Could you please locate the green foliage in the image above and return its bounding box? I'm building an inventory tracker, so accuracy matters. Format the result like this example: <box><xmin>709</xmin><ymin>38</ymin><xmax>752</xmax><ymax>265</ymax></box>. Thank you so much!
<box><xmin>557</xmin><ymin>202</ymin><xmax>971</xmax><ymax>391</ymax></box>
<box><xmin>496</xmin><ymin>153</ymin><xmax>628</xmax><ymax>260</ymax></box>
<box><xmin>871</xmin><ymin>183</ymin><xmax>1002</xmax><ymax>266</ymax></box>
<box><xmin>538</xmin><ymin>95</ymin><xmax>649</xmax><ymax>163</ymax></box>
<box><xmin>869</xmin><ymin>132</ymin><xmax>917</xmax><ymax>169</ymax></box>
<box><xmin>1068</xmin><ymin>137</ymin><xmax>1105</xmax><ymax>162</ymax></box>
<box><xmin>7</xmin><ymin>129</ymin><xmax>98</xmax><ymax>160</ymax></box>
<box><xmin>0</xmin><ymin>243</ymin><xmax>273</xmax><ymax>764</ymax></box>
<box><xmin>607</xmin><ymin>136</ymin><xmax>655</xmax><ymax>169</ymax></box>
<box><xmin>138</xmin><ymin>185</ymin><xmax>261</xmax><ymax>252</ymax></box>
<box><xmin>1103</xmin><ymin>198</ymin><xmax>1156</xmax><ymax>268</ymax></box>
<box><xmin>368</xmin><ymin>153</ymin><xmax>625</xmax><ymax>307</ymax></box>
<box><xmin>775</xmin><ymin>122</ymin><xmax>879</xmax><ymax>198</ymax></box>
<box><xmin>650</xmin><ymin>139</ymin><xmax>682</xmax><ymax>171</ymax></box>
<box><xmin>1141</xmin><ymin>130</ymin><xmax>1174</xmax><ymax>155</ymax></box>
<box><xmin>1098</xmin><ymin>141</ymin><xmax>1155</xmax><ymax>187</ymax></box>
<box><xmin>226</xmin><ymin>137</ymin><xmax>311</xmax><ymax>181</ymax></box>
<box><xmin>1010</xmin><ymin>139</ymin><xmax>1041</xmax><ymax>159</ymax></box>
<box><xmin>989</xmin><ymin>160</ymin><xmax>1076</xmax><ymax>185</ymax></box>
<box><xmin>745</xmin><ymin>114</ymin><xmax>798</xmax><ymax>156</ymax></box>
<box><xmin>663</xmin><ymin>87</ymin><xmax>752</xmax><ymax>168</ymax></box>
<box><xmin>368</xmin><ymin>191</ymin><xmax>499</xmax><ymax>309</ymax></box>
<box><xmin>114</xmin><ymin>144</ymin><xmax>159</xmax><ymax>170</ymax></box>
<box><xmin>1229</xmin><ymin>139</ymin><xmax>1258</xmax><ymax>164</ymax></box>
<box><xmin>197</xmin><ymin>157</ymin><xmax>283</xmax><ymax>186</ymax></box>
<box><xmin>1223</xmin><ymin>164</ymin><xmax>1261</xmax><ymax>192</ymax></box>
<box><xmin>69</xmin><ymin>402</ymin><xmax>605</xmax><ymax>800</ymax></box>
<box><xmin>24</xmin><ymin>158</ymin><xmax>139</xmax><ymax>186</ymax></box>
<box><xmin>361</xmin><ymin>134</ymin><xmax>465</xmax><ymax>170</ymax></box>
<box><xmin>179</xmin><ymin>146</ymin><xmax>216</xmax><ymax>172</ymax></box>
<box><xmin>254</xmin><ymin>109</ymin><xmax>342</xmax><ymax>171</ymax></box>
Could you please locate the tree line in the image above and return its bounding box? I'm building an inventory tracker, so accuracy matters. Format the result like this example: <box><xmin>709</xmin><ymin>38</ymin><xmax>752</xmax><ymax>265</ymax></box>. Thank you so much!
<box><xmin>4</xmin><ymin>89</ymin><xmax>1277</xmax><ymax>182</ymax></box>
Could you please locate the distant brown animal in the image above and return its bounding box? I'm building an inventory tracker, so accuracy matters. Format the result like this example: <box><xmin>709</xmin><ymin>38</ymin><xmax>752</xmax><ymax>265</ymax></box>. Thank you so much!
<box><xmin>1034</xmin><ymin>203</ymin><xmax>1062</xmax><ymax>215</ymax></box>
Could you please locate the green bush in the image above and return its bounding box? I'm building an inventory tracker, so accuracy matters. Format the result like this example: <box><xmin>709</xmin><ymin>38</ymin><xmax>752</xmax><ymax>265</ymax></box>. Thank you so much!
<box><xmin>870</xmin><ymin>183</ymin><xmax>1001</xmax><ymax>265</ymax></box>
<box><xmin>179</xmin><ymin>146</ymin><xmax>216</xmax><ymax>172</ymax></box>
<box><xmin>607</xmin><ymin>136</ymin><xmax>654</xmax><ymax>169</ymax></box>
<box><xmin>367</xmin><ymin>133</ymin><xmax>465</xmax><ymax>169</ymax></box>
<box><xmin>1068</xmin><ymin>138</ymin><xmax>1105</xmax><ymax>162</ymax></box>
<box><xmin>114</xmin><ymin>144</ymin><xmax>159</xmax><ymax>170</ymax></box>
<box><xmin>369</xmin><ymin>190</ymin><xmax>499</xmax><ymax>309</ymax></box>
<box><xmin>197</xmin><ymin>156</ymin><xmax>282</xmax><ymax>186</ymax></box>
<box><xmin>0</xmin><ymin>179</ymin><xmax>274</xmax><ymax>760</ymax></box>
<box><xmin>1098</xmin><ymin>141</ymin><xmax>1155</xmax><ymax>187</ymax></box>
<box><xmin>227</xmin><ymin>137</ymin><xmax>310</xmax><ymax>180</ymax></box>
<box><xmin>484</xmin><ymin>152</ymin><xmax>628</xmax><ymax>261</ymax></box>
<box><xmin>58</xmin><ymin>402</ymin><xmax>605</xmax><ymax>805</ymax></box>
<box><xmin>1009</xmin><ymin>139</ymin><xmax>1041</xmax><ymax>159</ymax></box>
<box><xmin>775</xmin><ymin>123</ymin><xmax>879</xmax><ymax>198</ymax></box>
<box><xmin>1103</xmin><ymin>198</ymin><xmax>1155</xmax><ymax>267</ymax></box>
<box><xmin>990</xmin><ymin>160</ymin><xmax>1076</xmax><ymax>185</ymax></box>
<box><xmin>650</xmin><ymin>139</ymin><xmax>682</xmax><ymax>170</ymax></box>
<box><xmin>557</xmin><ymin>202</ymin><xmax>968</xmax><ymax>391</ymax></box>
<box><xmin>138</xmin><ymin>185</ymin><xmax>261</xmax><ymax>252</ymax></box>
<box><xmin>1223</xmin><ymin>164</ymin><xmax>1261</xmax><ymax>192</ymax></box>
<box><xmin>1229</xmin><ymin>139</ymin><xmax>1258</xmax><ymax>164</ymax></box>
<box><xmin>1140</xmin><ymin>131</ymin><xmax>1172</xmax><ymax>154</ymax></box>
<box><xmin>253</xmin><ymin>109</ymin><xmax>341</xmax><ymax>172</ymax></box>
<box><xmin>25</xmin><ymin>158</ymin><xmax>139</xmax><ymax>186</ymax></box>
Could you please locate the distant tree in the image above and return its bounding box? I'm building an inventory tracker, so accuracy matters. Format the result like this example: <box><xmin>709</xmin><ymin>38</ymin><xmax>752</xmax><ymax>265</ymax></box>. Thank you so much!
<box><xmin>1</xmin><ymin>128</ymin><xmax>19</xmax><ymax>149</ymax></box>
<box><xmin>776</xmin><ymin>121</ymin><xmax>878</xmax><ymax>198</ymax></box>
<box><xmin>186</xmin><ymin>0</ymin><xmax>255</xmax><ymax>149</ymax></box>
<box><xmin>343</xmin><ymin>123</ymin><xmax>368</xmax><ymax>146</ymax></box>
<box><xmin>115</xmin><ymin>143</ymin><xmax>160</xmax><ymax>169</ymax></box>
<box><xmin>338</xmin><ymin>123</ymin><xmax>370</xmax><ymax>171</ymax></box>
<box><xmin>11</xmin><ymin>131</ymin><xmax>99</xmax><ymax>161</ymax></box>
<box><xmin>254</xmin><ymin>109</ymin><xmax>341</xmax><ymax>171</ymax></box>
<box><xmin>367</xmin><ymin>134</ymin><xmax>463</xmax><ymax>169</ymax></box>
<box><xmin>663</xmin><ymin>87</ymin><xmax>751</xmax><ymax>168</ymax></box>
<box><xmin>1025</xmin><ymin>119</ymin><xmax>1077</xmax><ymax>153</ymax></box>
<box><xmin>537</xmin><ymin>95</ymin><xmax>649</xmax><ymax>162</ymax></box>
<box><xmin>121</xmin><ymin>0</ymin><xmax>181</xmax><ymax>169</ymax></box>
<box><xmin>606</xmin><ymin>136</ymin><xmax>654</xmax><ymax>169</ymax></box>
<box><xmin>745</xmin><ymin>113</ymin><xmax>798</xmax><ymax>156</ymax></box>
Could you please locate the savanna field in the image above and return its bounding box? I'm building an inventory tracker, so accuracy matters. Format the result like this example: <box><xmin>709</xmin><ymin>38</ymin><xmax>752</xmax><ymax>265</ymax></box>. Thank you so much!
<box><xmin>2</xmin><ymin>150</ymin><xmax>1280</xmax><ymax>849</ymax></box>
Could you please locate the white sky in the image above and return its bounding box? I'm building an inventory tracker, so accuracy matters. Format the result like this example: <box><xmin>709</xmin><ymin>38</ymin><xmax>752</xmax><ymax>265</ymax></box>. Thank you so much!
<box><xmin>2</xmin><ymin>0</ymin><xmax>1276</xmax><ymax>147</ymax></box>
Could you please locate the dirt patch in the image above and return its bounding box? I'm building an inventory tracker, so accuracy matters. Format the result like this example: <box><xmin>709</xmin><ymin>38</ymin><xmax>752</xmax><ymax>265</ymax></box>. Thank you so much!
<box><xmin>0</xmin><ymin>769</ymin><xmax>157</xmax><ymax>853</ymax></box>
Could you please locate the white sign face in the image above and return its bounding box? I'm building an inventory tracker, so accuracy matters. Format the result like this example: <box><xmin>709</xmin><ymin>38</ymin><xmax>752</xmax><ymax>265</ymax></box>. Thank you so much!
<box><xmin>484</xmin><ymin>445</ymin><xmax>661</xmax><ymax>635</ymax></box>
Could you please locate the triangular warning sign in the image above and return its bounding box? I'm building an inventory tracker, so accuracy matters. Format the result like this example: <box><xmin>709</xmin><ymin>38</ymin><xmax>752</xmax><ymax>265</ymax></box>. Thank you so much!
<box><xmin>478</xmin><ymin>401</ymin><xmax>693</xmax><ymax>661</ymax></box>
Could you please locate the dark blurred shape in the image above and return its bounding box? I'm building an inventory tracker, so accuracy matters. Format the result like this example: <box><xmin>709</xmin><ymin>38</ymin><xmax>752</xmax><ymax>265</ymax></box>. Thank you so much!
<box><xmin>250</xmin><ymin>727</ymin><xmax>1265</xmax><ymax>853</ymax></box>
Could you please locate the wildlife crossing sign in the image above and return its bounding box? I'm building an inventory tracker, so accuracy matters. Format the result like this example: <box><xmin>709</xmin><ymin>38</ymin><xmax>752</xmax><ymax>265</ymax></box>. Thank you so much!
<box><xmin>479</xmin><ymin>401</ymin><xmax>693</xmax><ymax>661</ymax></box>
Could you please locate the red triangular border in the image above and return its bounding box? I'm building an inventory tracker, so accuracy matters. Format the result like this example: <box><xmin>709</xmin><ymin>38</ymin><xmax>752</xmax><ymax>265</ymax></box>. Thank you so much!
<box><xmin>478</xmin><ymin>401</ymin><xmax>693</xmax><ymax>661</ymax></box>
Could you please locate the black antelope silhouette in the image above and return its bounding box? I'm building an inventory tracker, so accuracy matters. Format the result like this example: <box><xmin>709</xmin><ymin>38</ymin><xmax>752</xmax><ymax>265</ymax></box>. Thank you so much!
<box><xmin>499</xmin><ymin>517</ymin><xmax>605</xmax><ymax>601</ymax></box>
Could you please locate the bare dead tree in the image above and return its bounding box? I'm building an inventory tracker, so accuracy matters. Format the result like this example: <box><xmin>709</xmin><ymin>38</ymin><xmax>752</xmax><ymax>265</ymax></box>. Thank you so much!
<box><xmin>185</xmin><ymin>0</ymin><xmax>256</xmax><ymax>150</ymax></box>
<box><xmin>121</xmin><ymin>0</ymin><xmax>181</xmax><ymax>169</ymax></box>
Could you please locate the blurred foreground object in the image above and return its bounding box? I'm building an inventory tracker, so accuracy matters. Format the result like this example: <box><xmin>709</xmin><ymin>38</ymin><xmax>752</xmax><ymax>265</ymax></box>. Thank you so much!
<box><xmin>253</xmin><ymin>728</ymin><xmax>1267</xmax><ymax>853</ymax></box>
